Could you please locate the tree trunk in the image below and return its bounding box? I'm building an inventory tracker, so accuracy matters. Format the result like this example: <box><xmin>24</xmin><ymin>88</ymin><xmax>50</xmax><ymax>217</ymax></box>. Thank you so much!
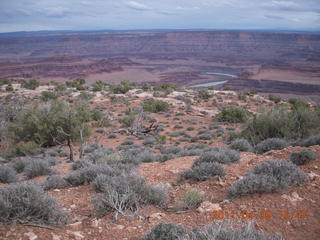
<box><xmin>67</xmin><ymin>138</ymin><xmax>74</xmax><ymax>162</ymax></box>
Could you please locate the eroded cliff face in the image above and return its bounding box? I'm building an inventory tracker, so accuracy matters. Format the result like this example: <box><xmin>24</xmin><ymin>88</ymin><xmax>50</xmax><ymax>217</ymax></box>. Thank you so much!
<box><xmin>0</xmin><ymin>30</ymin><xmax>319</xmax><ymax>85</ymax></box>
<box><xmin>0</xmin><ymin>31</ymin><xmax>319</xmax><ymax>62</ymax></box>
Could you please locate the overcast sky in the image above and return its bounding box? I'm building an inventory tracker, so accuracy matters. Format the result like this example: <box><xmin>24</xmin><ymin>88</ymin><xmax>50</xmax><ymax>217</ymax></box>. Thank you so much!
<box><xmin>0</xmin><ymin>0</ymin><xmax>319</xmax><ymax>33</ymax></box>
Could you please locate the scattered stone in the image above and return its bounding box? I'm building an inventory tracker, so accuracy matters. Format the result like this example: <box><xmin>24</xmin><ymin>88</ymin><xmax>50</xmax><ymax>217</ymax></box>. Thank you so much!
<box><xmin>197</xmin><ymin>201</ymin><xmax>221</xmax><ymax>213</ymax></box>
<box><xmin>281</xmin><ymin>192</ymin><xmax>303</xmax><ymax>204</ymax></box>
<box><xmin>308</xmin><ymin>172</ymin><xmax>319</xmax><ymax>181</ymax></box>
<box><xmin>113</xmin><ymin>225</ymin><xmax>125</xmax><ymax>230</ymax></box>
<box><xmin>24</xmin><ymin>232</ymin><xmax>38</xmax><ymax>240</ymax></box>
<box><xmin>51</xmin><ymin>233</ymin><xmax>61</xmax><ymax>240</ymax></box>
<box><xmin>67</xmin><ymin>231</ymin><xmax>84</xmax><ymax>239</ymax></box>
<box><xmin>149</xmin><ymin>212</ymin><xmax>166</xmax><ymax>220</ymax></box>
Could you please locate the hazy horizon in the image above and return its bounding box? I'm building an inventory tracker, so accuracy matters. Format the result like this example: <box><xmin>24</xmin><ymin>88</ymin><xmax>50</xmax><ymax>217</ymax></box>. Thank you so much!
<box><xmin>0</xmin><ymin>0</ymin><xmax>319</xmax><ymax>33</ymax></box>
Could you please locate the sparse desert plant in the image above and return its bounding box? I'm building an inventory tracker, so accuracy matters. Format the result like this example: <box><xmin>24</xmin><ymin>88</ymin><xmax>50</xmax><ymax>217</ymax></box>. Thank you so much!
<box><xmin>92</xmin><ymin>174</ymin><xmax>166</xmax><ymax>216</ymax></box>
<box><xmin>182</xmin><ymin>188</ymin><xmax>204</xmax><ymax>209</ymax></box>
<box><xmin>71</xmin><ymin>159</ymin><xmax>93</xmax><ymax>170</ymax></box>
<box><xmin>41</xmin><ymin>175</ymin><xmax>68</xmax><ymax>191</ymax></box>
<box><xmin>41</xmin><ymin>91</ymin><xmax>58</xmax><ymax>101</ymax></box>
<box><xmin>268</xmin><ymin>94</ymin><xmax>281</xmax><ymax>104</ymax></box>
<box><xmin>153</xmin><ymin>82</ymin><xmax>178</xmax><ymax>93</ymax></box>
<box><xmin>91</xmin><ymin>80</ymin><xmax>106</xmax><ymax>92</ymax></box>
<box><xmin>110</xmin><ymin>80</ymin><xmax>134</xmax><ymax>94</ymax></box>
<box><xmin>143</xmin><ymin>136</ymin><xmax>157</xmax><ymax>147</ymax></box>
<box><xmin>108</xmin><ymin>133</ymin><xmax>117</xmax><ymax>139</ymax></box>
<box><xmin>23</xmin><ymin>159</ymin><xmax>53</xmax><ymax>179</ymax></box>
<box><xmin>298</xmin><ymin>134</ymin><xmax>320</xmax><ymax>147</ymax></box>
<box><xmin>215</xmin><ymin>105</ymin><xmax>250</xmax><ymax>123</ymax></box>
<box><xmin>290</xmin><ymin>149</ymin><xmax>316</xmax><ymax>165</ymax></box>
<box><xmin>195</xmin><ymin>147</ymin><xmax>240</xmax><ymax>165</ymax></box>
<box><xmin>187</xmin><ymin>222</ymin><xmax>282</xmax><ymax>240</ymax></box>
<box><xmin>66</xmin><ymin>78</ymin><xmax>86</xmax><ymax>90</ymax></box>
<box><xmin>7</xmin><ymin>141</ymin><xmax>40</xmax><ymax>157</ymax></box>
<box><xmin>0</xmin><ymin>165</ymin><xmax>18</xmax><ymax>183</ymax></box>
<box><xmin>12</xmin><ymin>157</ymin><xmax>28</xmax><ymax>173</ymax></box>
<box><xmin>0</xmin><ymin>183</ymin><xmax>68</xmax><ymax>226</ymax></box>
<box><xmin>254</xmin><ymin>138</ymin><xmax>288</xmax><ymax>154</ymax></box>
<box><xmin>21</xmin><ymin>79</ymin><xmax>40</xmax><ymax>90</ymax></box>
<box><xmin>141</xmin><ymin>222</ymin><xmax>186</xmax><ymax>240</ymax></box>
<box><xmin>142</xmin><ymin>98</ymin><xmax>170</xmax><ymax>113</ymax></box>
<box><xmin>228</xmin><ymin>159</ymin><xmax>307</xmax><ymax>199</ymax></box>
<box><xmin>229</xmin><ymin>138</ymin><xmax>253</xmax><ymax>152</ymax></box>
<box><xmin>138</xmin><ymin>150</ymin><xmax>157</xmax><ymax>162</ymax></box>
<box><xmin>181</xmin><ymin>162</ymin><xmax>226</xmax><ymax>182</ymax></box>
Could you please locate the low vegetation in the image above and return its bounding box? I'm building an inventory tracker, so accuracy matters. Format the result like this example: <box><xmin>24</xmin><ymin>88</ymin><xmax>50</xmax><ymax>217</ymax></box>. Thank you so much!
<box><xmin>0</xmin><ymin>183</ymin><xmax>68</xmax><ymax>226</ymax></box>
<box><xmin>290</xmin><ymin>149</ymin><xmax>316</xmax><ymax>165</ymax></box>
<box><xmin>254</xmin><ymin>138</ymin><xmax>288</xmax><ymax>154</ymax></box>
<box><xmin>228</xmin><ymin>159</ymin><xmax>307</xmax><ymax>199</ymax></box>
<box><xmin>215</xmin><ymin>105</ymin><xmax>250</xmax><ymax>123</ymax></box>
<box><xmin>142</xmin><ymin>98</ymin><xmax>170</xmax><ymax>113</ymax></box>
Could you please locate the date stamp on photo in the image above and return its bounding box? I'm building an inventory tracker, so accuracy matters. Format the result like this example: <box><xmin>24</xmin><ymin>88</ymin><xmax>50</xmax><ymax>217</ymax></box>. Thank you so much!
<box><xmin>212</xmin><ymin>209</ymin><xmax>309</xmax><ymax>220</ymax></box>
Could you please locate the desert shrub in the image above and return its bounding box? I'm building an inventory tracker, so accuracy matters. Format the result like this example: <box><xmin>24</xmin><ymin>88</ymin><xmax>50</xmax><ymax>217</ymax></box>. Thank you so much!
<box><xmin>254</xmin><ymin>138</ymin><xmax>288</xmax><ymax>154</ymax></box>
<box><xmin>108</xmin><ymin>133</ymin><xmax>117</xmax><ymax>139</ymax></box>
<box><xmin>122</xmin><ymin>138</ymin><xmax>134</xmax><ymax>145</ymax></box>
<box><xmin>41</xmin><ymin>175</ymin><xmax>68</xmax><ymax>191</ymax></box>
<box><xmin>6</xmin><ymin>141</ymin><xmax>40</xmax><ymax>157</ymax></box>
<box><xmin>228</xmin><ymin>159</ymin><xmax>307</xmax><ymax>199</ymax></box>
<box><xmin>160</xmin><ymin>146</ymin><xmax>183</xmax><ymax>155</ymax></box>
<box><xmin>290</xmin><ymin>149</ymin><xmax>316</xmax><ymax>166</ymax></box>
<box><xmin>139</xmin><ymin>151</ymin><xmax>157</xmax><ymax>162</ymax></box>
<box><xmin>215</xmin><ymin>106</ymin><xmax>250</xmax><ymax>123</ymax></box>
<box><xmin>182</xmin><ymin>188</ymin><xmax>204</xmax><ymax>209</ymax></box>
<box><xmin>65</xmin><ymin>164</ymin><xmax>132</xmax><ymax>186</ymax></box>
<box><xmin>92</xmin><ymin>174</ymin><xmax>166</xmax><ymax>216</ymax></box>
<box><xmin>119</xmin><ymin>112</ymin><xmax>136</xmax><ymax>128</ymax></box>
<box><xmin>41</xmin><ymin>91</ymin><xmax>58</xmax><ymax>101</ymax></box>
<box><xmin>91</xmin><ymin>80</ymin><xmax>105</xmax><ymax>92</ymax></box>
<box><xmin>268</xmin><ymin>94</ymin><xmax>281</xmax><ymax>104</ymax></box>
<box><xmin>66</xmin><ymin>78</ymin><xmax>86</xmax><ymax>90</ymax></box>
<box><xmin>71</xmin><ymin>159</ymin><xmax>93</xmax><ymax>170</ymax></box>
<box><xmin>0</xmin><ymin>183</ymin><xmax>68</xmax><ymax>226</ymax></box>
<box><xmin>153</xmin><ymin>83</ymin><xmax>178</xmax><ymax>93</ymax></box>
<box><xmin>12</xmin><ymin>158</ymin><xmax>29</xmax><ymax>173</ymax></box>
<box><xmin>195</xmin><ymin>147</ymin><xmax>240</xmax><ymax>165</ymax></box>
<box><xmin>0</xmin><ymin>165</ymin><xmax>18</xmax><ymax>183</ymax></box>
<box><xmin>21</xmin><ymin>79</ymin><xmax>40</xmax><ymax>90</ymax></box>
<box><xmin>240</xmin><ymin>107</ymin><xmax>320</xmax><ymax>144</ymax></box>
<box><xmin>186</xmin><ymin>127</ymin><xmax>195</xmax><ymax>131</ymax></box>
<box><xmin>141</xmin><ymin>222</ymin><xmax>186</xmax><ymax>240</ymax></box>
<box><xmin>187</xmin><ymin>222</ymin><xmax>282</xmax><ymax>240</ymax></box>
<box><xmin>110</xmin><ymin>80</ymin><xmax>134</xmax><ymax>94</ymax></box>
<box><xmin>181</xmin><ymin>162</ymin><xmax>226</xmax><ymax>182</ymax></box>
<box><xmin>143</xmin><ymin>98</ymin><xmax>170</xmax><ymax>113</ymax></box>
<box><xmin>8</xmin><ymin>100</ymin><xmax>92</xmax><ymax>148</ymax></box>
<box><xmin>23</xmin><ymin>159</ymin><xmax>53</xmax><ymax>179</ymax></box>
<box><xmin>230</xmin><ymin>139</ymin><xmax>253</xmax><ymax>152</ymax></box>
<box><xmin>298</xmin><ymin>134</ymin><xmax>320</xmax><ymax>147</ymax></box>
<box><xmin>143</xmin><ymin>136</ymin><xmax>157</xmax><ymax>147</ymax></box>
<box><xmin>5</xmin><ymin>84</ymin><xmax>14</xmax><ymax>91</ymax></box>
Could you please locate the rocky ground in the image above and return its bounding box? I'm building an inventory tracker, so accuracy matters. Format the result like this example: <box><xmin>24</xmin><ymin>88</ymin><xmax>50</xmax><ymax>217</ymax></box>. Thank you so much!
<box><xmin>0</xmin><ymin>86</ymin><xmax>319</xmax><ymax>240</ymax></box>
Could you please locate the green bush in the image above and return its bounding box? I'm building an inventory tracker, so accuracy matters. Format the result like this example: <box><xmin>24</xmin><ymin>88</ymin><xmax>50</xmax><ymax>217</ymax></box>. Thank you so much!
<box><xmin>40</xmin><ymin>91</ymin><xmax>58</xmax><ymax>101</ymax></box>
<box><xmin>142</xmin><ymin>99</ymin><xmax>170</xmax><ymax>113</ymax></box>
<box><xmin>8</xmin><ymin>100</ymin><xmax>92</xmax><ymax>147</ymax></box>
<box><xmin>110</xmin><ymin>80</ymin><xmax>134</xmax><ymax>94</ymax></box>
<box><xmin>91</xmin><ymin>80</ymin><xmax>105</xmax><ymax>92</ymax></box>
<box><xmin>21</xmin><ymin>79</ymin><xmax>40</xmax><ymax>90</ymax></box>
<box><xmin>215</xmin><ymin>105</ymin><xmax>250</xmax><ymax>123</ymax></box>
<box><xmin>153</xmin><ymin>83</ymin><xmax>178</xmax><ymax>92</ymax></box>
<box><xmin>298</xmin><ymin>134</ymin><xmax>320</xmax><ymax>147</ymax></box>
<box><xmin>66</xmin><ymin>78</ymin><xmax>86</xmax><ymax>90</ymax></box>
<box><xmin>268</xmin><ymin>94</ymin><xmax>281</xmax><ymax>104</ymax></box>
<box><xmin>240</xmin><ymin>106</ymin><xmax>320</xmax><ymax>144</ymax></box>
<box><xmin>290</xmin><ymin>149</ymin><xmax>316</xmax><ymax>165</ymax></box>
<box><xmin>6</xmin><ymin>141</ymin><xmax>40</xmax><ymax>157</ymax></box>
<box><xmin>228</xmin><ymin>159</ymin><xmax>307</xmax><ymax>199</ymax></box>
<box><xmin>198</xmin><ymin>90</ymin><xmax>211</xmax><ymax>100</ymax></box>
<box><xmin>5</xmin><ymin>84</ymin><xmax>14</xmax><ymax>91</ymax></box>
<box><xmin>0</xmin><ymin>183</ymin><xmax>68</xmax><ymax>226</ymax></box>
<box><xmin>23</xmin><ymin>159</ymin><xmax>53</xmax><ymax>179</ymax></box>
<box><xmin>254</xmin><ymin>138</ymin><xmax>288</xmax><ymax>154</ymax></box>
<box><xmin>182</xmin><ymin>188</ymin><xmax>204</xmax><ymax>209</ymax></box>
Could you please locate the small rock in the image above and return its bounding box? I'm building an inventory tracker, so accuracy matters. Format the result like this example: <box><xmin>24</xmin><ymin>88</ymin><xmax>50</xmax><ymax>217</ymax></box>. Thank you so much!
<box><xmin>113</xmin><ymin>225</ymin><xmax>125</xmax><ymax>230</ymax></box>
<box><xmin>53</xmin><ymin>189</ymin><xmax>60</xmax><ymax>192</ymax></box>
<box><xmin>70</xmin><ymin>204</ymin><xmax>76</xmax><ymax>209</ymax></box>
<box><xmin>69</xmin><ymin>221</ymin><xmax>82</xmax><ymax>227</ymax></box>
<box><xmin>67</xmin><ymin>231</ymin><xmax>84</xmax><ymax>239</ymax></box>
<box><xmin>24</xmin><ymin>232</ymin><xmax>38</xmax><ymax>240</ymax></box>
<box><xmin>91</xmin><ymin>219</ymin><xmax>101</xmax><ymax>227</ymax></box>
<box><xmin>308</xmin><ymin>172</ymin><xmax>319</xmax><ymax>181</ymax></box>
<box><xmin>197</xmin><ymin>201</ymin><xmax>221</xmax><ymax>213</ymax></box>
<box><xmin>51</xmin><ymin>233</ymin><xmax>61</xmax><ymax>240</ymax></box>
<box><xmin>149</xmin><ymin>212</ymin><xmax>166</xmax><ymax>220</ymax></box>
